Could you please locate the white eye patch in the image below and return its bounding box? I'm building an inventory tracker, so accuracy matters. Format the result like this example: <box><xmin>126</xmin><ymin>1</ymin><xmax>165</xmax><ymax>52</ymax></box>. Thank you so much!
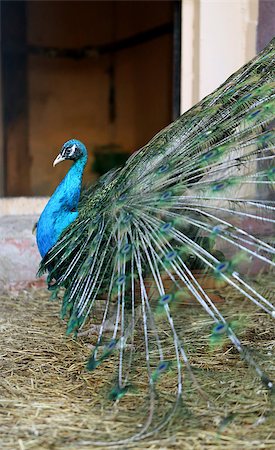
<box><xmin>68</xmin><ymin>144</ymin><xmax>76</xmax><ymax>157</ymax></box>
<box><xmin>61</xmin><ymin>143</ymin><xmax>77</xmax><ymax>158</ymax></box>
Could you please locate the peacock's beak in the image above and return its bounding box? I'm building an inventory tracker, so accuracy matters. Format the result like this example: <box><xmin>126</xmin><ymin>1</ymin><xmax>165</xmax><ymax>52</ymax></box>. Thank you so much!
<box><xmin>53</xmin><ymin>154</ymin><xmax>65</xmax><ymax>167</ymax></box>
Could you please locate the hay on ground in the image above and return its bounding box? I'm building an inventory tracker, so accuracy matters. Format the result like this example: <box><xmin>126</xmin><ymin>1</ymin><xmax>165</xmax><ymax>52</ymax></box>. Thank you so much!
<box><xmin>0</xmin><ymin>280</ymin><xmax>274</xmax><ymax>449</ymax></box>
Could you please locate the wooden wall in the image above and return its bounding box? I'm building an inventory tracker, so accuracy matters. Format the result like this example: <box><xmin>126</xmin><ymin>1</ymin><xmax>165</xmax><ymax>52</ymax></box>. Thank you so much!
<box><xmin>1</xmin><ymin>1</ymin><xmax>30</xmax><ymax>196</ymax></box>
<box><xmin>27</xmin><ymin>0</ymin><xmax>173</xmax><ymax>195</ymax></box>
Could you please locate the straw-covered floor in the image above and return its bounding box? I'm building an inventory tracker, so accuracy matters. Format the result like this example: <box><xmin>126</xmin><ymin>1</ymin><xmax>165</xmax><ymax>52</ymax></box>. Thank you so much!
<box><xmin>0</xmin><ymin>280</ymin><xmax>274</xmax><ymax>450</ymax></box>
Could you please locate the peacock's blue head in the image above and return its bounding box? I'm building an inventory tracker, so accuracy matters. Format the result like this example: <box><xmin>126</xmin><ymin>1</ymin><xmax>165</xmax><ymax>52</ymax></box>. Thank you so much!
<box><xmin>53</xmin><ymin>139</ymin><xmax>87</xmax><ymax>166</ymax></box>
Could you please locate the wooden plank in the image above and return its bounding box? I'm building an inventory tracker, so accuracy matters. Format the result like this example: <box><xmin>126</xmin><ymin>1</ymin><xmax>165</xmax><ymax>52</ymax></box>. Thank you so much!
<box><xmin>172</xmin><ymin>0</ymin><xmax>181</xmax><ymax>120</ymax></box>
<box><xmin>0</xmin><ymin>4</ymin><xmax>4</xmax><ymax>196</ymax></box>
<box><xmin>1</xmin><ymin>0</ymin><xmax>30</xmax><ymax>196</ymax></box>
<box><xmin>257</xmin><ymin>0</ymin><xmax>275</xmax><ymax>53</ymax></box>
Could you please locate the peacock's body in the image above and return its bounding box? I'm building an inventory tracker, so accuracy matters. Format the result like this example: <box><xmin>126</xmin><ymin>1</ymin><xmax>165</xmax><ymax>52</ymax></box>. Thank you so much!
<box><xmin>37</xmin><ymin>39</ymin><xmax>275</xmax><ymax>444</ymax></box>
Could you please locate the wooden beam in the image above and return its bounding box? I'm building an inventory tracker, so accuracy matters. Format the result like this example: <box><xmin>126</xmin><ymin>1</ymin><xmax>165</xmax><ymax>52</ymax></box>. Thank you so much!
<box><xmin>28</xmin><ymin>22</ymin><xmax>173</xmax><ymax>59</ymax></box>
<box><xmin>1</xmin><ymin>0</ymin><xmax>30</xmax><ymax>196</ymax></box>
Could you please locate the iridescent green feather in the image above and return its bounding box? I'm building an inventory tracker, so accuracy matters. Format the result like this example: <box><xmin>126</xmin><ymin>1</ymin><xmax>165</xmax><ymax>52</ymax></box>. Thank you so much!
<box><xmin>38</xmin><ymin>39</ymin><xmax>275</xmax><ymax>444</ymax></box>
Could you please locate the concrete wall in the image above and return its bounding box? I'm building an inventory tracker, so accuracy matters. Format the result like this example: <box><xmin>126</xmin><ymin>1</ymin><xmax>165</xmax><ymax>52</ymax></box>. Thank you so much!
<box><xmin>0</xmin><ymin>197</ymin><xmax>48</xmax><ymax>290</ymax></box>
<box><xmin>0</xmin><ymin>196</ymin><xmax>48</xmax><ymax>215</ymax></box>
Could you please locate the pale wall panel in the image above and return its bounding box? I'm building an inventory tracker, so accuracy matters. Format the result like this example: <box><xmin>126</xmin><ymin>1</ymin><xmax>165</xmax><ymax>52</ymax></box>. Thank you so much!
<box><xmin>181</xmin><ymin>0</ymin><xmax>258</xmax><ymax>112</ymax></box>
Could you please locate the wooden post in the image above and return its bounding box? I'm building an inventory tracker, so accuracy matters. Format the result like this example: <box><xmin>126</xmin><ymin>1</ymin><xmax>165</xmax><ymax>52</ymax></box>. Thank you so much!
<box><xmin>172</xmin><ymin>0</ymin><xmax>181</xmax><ymax>121</ymax></box>
<box><xmin>0</xmin><ymin>4</ymin><xmax>4</xmax><ymax>196</ymax></box>
<box><xmin>257</xmin><ymin>0</ymin><xmax>275</xmax><ymax>52</ymax></box>
<box><xmin>1</xmin><ymin>0</ymin><xmax>30</xmax><ymax>196</ymax></box>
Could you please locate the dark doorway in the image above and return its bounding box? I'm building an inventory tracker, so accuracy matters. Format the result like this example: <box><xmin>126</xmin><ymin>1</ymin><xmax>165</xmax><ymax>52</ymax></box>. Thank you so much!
<box><xmin>1</xmin><ymin>0</ymin><xmax>180</xmax><ymax>196</ymax></box>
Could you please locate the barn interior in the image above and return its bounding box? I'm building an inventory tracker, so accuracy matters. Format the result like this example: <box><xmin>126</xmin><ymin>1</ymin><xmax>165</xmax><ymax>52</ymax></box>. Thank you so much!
<box><xmin>1</xmin><ymin>0</ymin><xmax>179</xmax><ymax>196</ymax></box>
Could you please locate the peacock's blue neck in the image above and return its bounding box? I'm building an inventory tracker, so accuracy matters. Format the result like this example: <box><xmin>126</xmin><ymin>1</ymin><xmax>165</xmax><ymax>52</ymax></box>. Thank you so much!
<box><xmin>37</xmin><ymin>155</ymin><xmax>87</xmax><ymax>257</ymax></box>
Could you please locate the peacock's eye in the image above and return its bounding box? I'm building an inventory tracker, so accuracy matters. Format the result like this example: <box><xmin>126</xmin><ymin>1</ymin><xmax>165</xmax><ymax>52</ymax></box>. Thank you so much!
<box><xmin>64</xmin><ymin>144</ymin><xmax>79</xmax><ymax>158</ymax></box>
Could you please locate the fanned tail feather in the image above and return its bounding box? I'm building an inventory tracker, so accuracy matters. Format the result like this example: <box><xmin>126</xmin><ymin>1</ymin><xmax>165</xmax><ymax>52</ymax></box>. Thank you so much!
<box><xmin>38</xmin><ymin>39</ymin><xmax>275</xmax><ymax>444</ymax></box>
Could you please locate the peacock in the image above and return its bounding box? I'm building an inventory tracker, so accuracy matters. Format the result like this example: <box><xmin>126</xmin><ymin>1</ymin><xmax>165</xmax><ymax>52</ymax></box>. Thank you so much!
<box><xmin>36</xmin><ymin>39</ymin><xmax>275</xmax><ymax>445</ymax></box>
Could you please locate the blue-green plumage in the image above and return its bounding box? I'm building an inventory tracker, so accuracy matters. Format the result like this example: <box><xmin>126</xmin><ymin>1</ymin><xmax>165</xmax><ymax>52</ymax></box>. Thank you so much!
<box><xmin>36</xmin><ymin>40</ymin><xmax>275</xmax><ymax>445</ymax></box>
<box><xmin>36</xmin><ymin>139</ymin><xmax>87</xmax><ymax>257</ymax></box>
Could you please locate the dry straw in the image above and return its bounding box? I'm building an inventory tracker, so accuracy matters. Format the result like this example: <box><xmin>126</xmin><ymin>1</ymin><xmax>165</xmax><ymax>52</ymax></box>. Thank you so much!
<box><xmin>0</xmin><ymin>278</ymin><xmax>274</xmax><ymax>449</ymax></box>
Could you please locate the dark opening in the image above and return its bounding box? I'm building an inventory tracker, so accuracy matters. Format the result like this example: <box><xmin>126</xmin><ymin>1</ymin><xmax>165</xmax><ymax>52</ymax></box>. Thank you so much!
<box><xmin>1</xmin><ymin>0</ymin><xmax>181</xmax><ymax>196</ymax></box>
